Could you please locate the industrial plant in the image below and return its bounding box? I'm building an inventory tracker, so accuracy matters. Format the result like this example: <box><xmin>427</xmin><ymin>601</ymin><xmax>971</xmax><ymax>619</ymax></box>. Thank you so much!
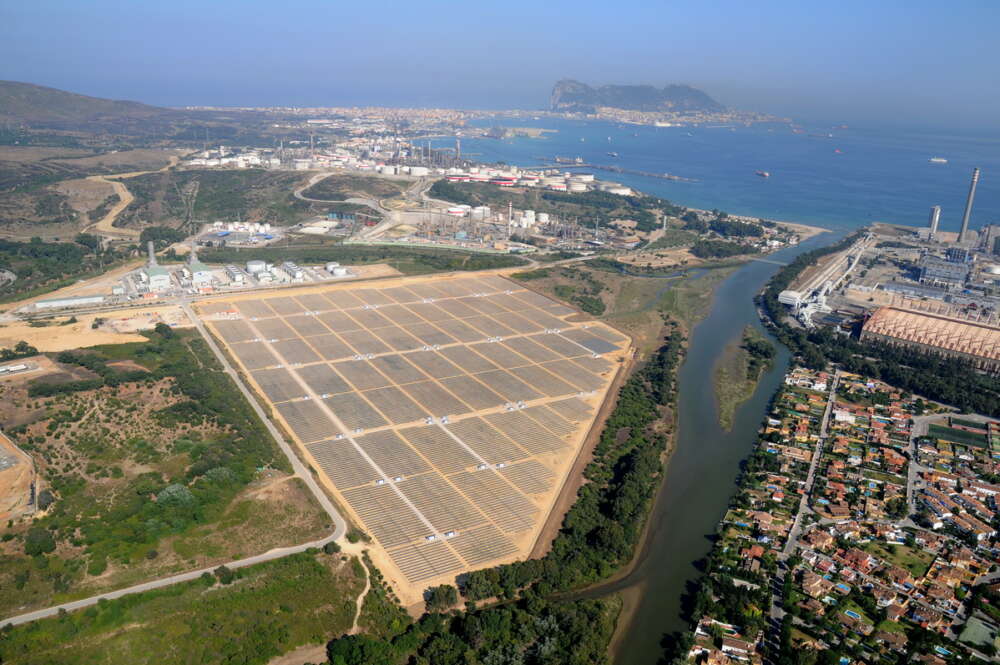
<box><xmin>778</xmin><ymin>166</ymin><xmax>1000</xmax><ymax>374</ymax></box>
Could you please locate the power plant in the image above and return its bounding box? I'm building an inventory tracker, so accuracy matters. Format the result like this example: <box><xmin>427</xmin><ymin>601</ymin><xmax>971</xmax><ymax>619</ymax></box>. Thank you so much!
<box><xmin>928</xmin><ymin>205</ymin><xmax>941</xmax><ymax>239</ymax></box>
<box><xmin>957</xmin><ymin>167</ymin><xmax>980</xmax><ymax>245</ymax></box>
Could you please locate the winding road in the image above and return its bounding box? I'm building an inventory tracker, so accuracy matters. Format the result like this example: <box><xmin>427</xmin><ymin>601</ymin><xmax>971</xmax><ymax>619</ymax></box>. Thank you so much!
<box><xmin>83</xmin><ymin>154</ymin><xmax>183</xmax><ymax>241</ymax></box>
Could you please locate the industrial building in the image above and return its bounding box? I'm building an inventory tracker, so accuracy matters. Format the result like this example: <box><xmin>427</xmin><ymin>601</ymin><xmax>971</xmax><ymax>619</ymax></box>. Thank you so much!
<box><xmin>860</xmin><ymin>307</ymin><xmax>1000</xmax><ymax>373</ymax></box>
<box><xmin>33</xmin><ymin>295</ymin><xmax>106</xmax><ymax>311</ymax></box>
<box><xmin>918</xmin><ymin>256</ymin><xmax>969</xmax><ymax>288</ymax></box>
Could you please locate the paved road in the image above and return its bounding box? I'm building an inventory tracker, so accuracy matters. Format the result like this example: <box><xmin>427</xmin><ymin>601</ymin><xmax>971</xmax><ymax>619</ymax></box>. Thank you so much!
<box><xmin>180</xmin><ymin>301</ymin><xmax>347</xmax><ymax>536</ymax></box>
<box><xmin>1</xmin><ymin>303</ymin><xmax>348</xmax><ymax>629</ymax></box>
<box><xmin>782</xmin><ymin>370</ymin><xmax>840</xmax><ymax>556</ymax></box>
<box><xmin>0</xmin><ymin>534</ymin><xmax>339</xmax><ymax>627</ymax></box>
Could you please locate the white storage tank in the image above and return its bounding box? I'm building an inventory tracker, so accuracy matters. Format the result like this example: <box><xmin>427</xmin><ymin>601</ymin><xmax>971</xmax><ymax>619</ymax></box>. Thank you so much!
<box><xmin>410</xmin><ymin>166</ymin><xmax>429</xmax><ymax>177</ymax></box>
<box><xmin>332</xmin><ymin>267</ymin><xmax>349</xmax><ymax>277</ymax></box>
<box><xmin>325</xmin><ymin>262</ymin><xmax>341</xmax><ymax>273</ymax></box>
<box><xmin>537</xmin><ymin>213</ymin><xmax>550</xmax><ymax>223</ymax></box>
<box><xmin>568</xmin><ymin>182</ymin><xmax>588</xmax><ymax>192</ymax></box>
<box><xmin>246</xmin><ymin>260</ymin><xmax>267</xmax><ymax>274</ymax></box>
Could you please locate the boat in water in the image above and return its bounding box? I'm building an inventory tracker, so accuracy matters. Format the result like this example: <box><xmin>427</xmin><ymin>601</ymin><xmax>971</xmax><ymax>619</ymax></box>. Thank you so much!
<box><xmin>607</xmin><ymin>151</ymin><xmax>619</xmax><ymax>158</ymax></box>
<box><xmin>929</xmin><ymin>157</ymin><xmax>948</xmax><ymax>164</ymax></box>
<box><xmin>755</xmin><ymin>170</ymin><xmax>770</xmax><ymax>178</ymax></box>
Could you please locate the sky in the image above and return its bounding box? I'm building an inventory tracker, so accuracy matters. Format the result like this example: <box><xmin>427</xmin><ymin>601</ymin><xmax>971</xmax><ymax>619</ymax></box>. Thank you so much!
<box><xmin>2</xmin><ymin>0</ymin><xmax>998</xmax><ymax>129</ymax></box>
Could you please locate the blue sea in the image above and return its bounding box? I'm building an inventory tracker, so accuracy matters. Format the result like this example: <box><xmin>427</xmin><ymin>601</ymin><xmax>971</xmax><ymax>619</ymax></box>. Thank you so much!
<box><xmin>433</xmin><ymin>118</ymin><xmax>1000</xmax><ymax>233</ymax></box>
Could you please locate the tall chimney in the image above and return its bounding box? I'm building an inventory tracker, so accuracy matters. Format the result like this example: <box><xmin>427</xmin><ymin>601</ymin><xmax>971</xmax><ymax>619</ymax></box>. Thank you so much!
<box><xmin>928</xmin><ymin>205</ymin><xmax>941</xmax><ymax>239</ymax></box>
<box><xmin>958</xmin><ymin>167</ymin><xmax>980</xmax><ymax>245</ymax></box>
<box><xmin>147</xmin><ymin>240</ymin><xmax>157</xmax><ymax>267</ymax></box>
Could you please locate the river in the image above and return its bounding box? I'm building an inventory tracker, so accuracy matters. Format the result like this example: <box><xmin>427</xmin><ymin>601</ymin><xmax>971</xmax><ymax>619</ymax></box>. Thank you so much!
<box><xmin>579</xmin><ymin>230</ymin><xmax>845</xmax><ymax>665</ymax></box>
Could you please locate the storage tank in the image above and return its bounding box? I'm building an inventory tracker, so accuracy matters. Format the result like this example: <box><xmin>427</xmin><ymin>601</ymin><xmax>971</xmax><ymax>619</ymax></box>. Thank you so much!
<box><xmin>568</xmin><ymin>182</ymin><xmax>588</xmax><ymax>192</ymax></box>
<box><xmin>537</xmin><ymin>213</ymin><xmax>550</xmax><ymax>224</ymax></box>
<box><xmin>325</xmin><ymin>262</ymin><xmax>341</xmax><ymax>273</ymax></box>
<box><xmin>410</xmin><ymin>166</ymin><xmax>429</xmax><ymax>177</ymax></box>
<box><xmin>246</xmin><ymin>260</ymin><xmax>266</xmax><ymax>274</ymax></box>
<box><xmin>332</xmin><ymin>267</ymin><xmax>349</xmax><ymax>277</ymax></box>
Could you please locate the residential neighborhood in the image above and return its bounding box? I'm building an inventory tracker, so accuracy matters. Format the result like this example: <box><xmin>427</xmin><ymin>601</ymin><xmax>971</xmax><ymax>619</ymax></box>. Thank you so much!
<box><xmin>684</xmin><ymin>368</ymin><xmax>1000</xmax><ymax>665</ymax></box>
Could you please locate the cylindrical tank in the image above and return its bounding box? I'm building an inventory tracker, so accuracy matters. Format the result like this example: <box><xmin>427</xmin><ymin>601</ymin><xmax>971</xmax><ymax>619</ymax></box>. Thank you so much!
<box><xmin>537</xmin><ymin>213</ymin><xmax>550</xmax><ymax>223</ymax></box>
<box><xmin>246</xmin><ymin>260</ymin><xmax>266</xmax><ymax>274</ymax></box>
<box><xmin>332</xmin><ymin>267</ymin><xmax>349</xmax><ymax>277</ymax></box>
<box><xmin>568</xmin><ymin>182</ymin><xmax>588</xmax><ymax>192</ymax></box>
<box><xmin>325</xmin><ymin>262</ymin><xmax>341</xmax><ymax>272</ymax></box>
<box><xmin>410</xmin><ymin>166</ymin><xmax>429</xmax><ymax>177</ymax></box>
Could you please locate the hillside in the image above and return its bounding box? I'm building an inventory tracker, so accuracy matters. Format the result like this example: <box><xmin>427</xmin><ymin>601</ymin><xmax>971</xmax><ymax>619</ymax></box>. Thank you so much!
<box><xmin>550</xmin><ymin>79</ymin><xmax>723</xmax><ymax>113</ymax></box>
<box><xmin>0</xmin><ymin>81</ymin><xmax>280</xmax><ymax>144</ymax></box>
<box><xmin>0</xmin><ymin>80</ymin><xmax>174</xmax><ymax>126</ymax></box>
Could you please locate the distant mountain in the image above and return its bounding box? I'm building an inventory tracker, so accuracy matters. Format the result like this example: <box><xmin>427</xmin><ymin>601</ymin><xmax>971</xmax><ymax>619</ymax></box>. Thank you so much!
<box><xmin>0</xmin><ymin>80</ymin><xmax>174</xmax><ymax>127</ymax></box>
<box><xmin>549</xmin><ymin>79</ymin><xmax>724</xmax><ymax>113</ymax></box>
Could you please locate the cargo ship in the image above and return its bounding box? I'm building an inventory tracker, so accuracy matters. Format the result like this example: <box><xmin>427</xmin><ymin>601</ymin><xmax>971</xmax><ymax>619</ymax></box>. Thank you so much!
<box><xmin>929</xmin><ymin>157</ymin><xmax>948</xmax><ymax>164</ymax></box>
<box><xmin>755</xmin><ymin>170</ymin><xmax>770</xmax><ymax>178</ymax></box>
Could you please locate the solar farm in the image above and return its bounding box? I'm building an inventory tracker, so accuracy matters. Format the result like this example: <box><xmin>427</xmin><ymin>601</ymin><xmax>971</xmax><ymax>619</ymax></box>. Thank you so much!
<box><xmin>197</xmin><ymin>274</ymin><xmax>628</xmax><ymax>600</ymax></box>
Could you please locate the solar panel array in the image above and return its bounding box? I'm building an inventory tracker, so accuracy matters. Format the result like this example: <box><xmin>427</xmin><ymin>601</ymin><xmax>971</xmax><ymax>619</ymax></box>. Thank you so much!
<box><xmin>202</xmin><ymin>275</ymin><xmax>622</xmax><ymax>584</ymax></box>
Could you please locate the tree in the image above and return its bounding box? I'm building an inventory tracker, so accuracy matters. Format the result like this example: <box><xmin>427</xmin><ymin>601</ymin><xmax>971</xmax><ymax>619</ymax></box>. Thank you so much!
<box><xmin>35</xmin><ymin>489</ymin><xmax>55</xmax><ymax>510</ymax></box>
<box><xmin>24</xmin><ymin>527</ymin><xmax>56</xmax><ymax>556</ymax></box>
<box><xmin>214</xmin><ymin>565</ymin><xmax>235</xmax><ymax>584</ymax></box>
<box><xmin>425</xmin><ymin>584</ymin><xmax>459</xmax><ymax>614</ymax></box>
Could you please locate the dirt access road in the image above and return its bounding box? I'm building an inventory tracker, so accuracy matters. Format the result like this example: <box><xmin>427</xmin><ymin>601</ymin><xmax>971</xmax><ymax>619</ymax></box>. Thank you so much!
<box><xmin>83</xmin><ymin>154</ymin><xmax>183</xmax><ymax>240</ymax></box>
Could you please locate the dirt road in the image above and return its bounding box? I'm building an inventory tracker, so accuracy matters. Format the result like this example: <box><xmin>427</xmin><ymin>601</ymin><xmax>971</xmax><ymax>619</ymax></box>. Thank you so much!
<box><xmin>83</xmin><ymin>155</ymin><xmax>182</xmax><ymax>240</ymax></box>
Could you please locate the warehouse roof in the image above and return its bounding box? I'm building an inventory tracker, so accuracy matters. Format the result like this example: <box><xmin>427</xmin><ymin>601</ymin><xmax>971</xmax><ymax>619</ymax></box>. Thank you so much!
<box><xmin>862</xmin><ymin>307</ymin><xmax>1000</xmax><ymax>361</ymax></box>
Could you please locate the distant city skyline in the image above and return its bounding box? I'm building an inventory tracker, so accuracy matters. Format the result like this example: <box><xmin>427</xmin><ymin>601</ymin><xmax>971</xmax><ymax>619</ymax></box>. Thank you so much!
<box><xmin>2</xmin><ymin>0</ymin><xmax>998</xmax><ymax>129</ymax></box>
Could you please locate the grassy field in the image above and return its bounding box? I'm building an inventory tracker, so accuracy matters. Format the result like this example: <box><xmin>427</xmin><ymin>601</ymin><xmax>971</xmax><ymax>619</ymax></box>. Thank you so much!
<box><xmin>302</xmin><ymin>174</ymin><xmax>407</xmax><ymax>201</ymax></box>
<box><xmin>713</xmin><ymin>326</ymin><xmax>775</xmax><ymax>430</ymax></box>
<box><xmin>0</xmin><ymin>550</ymin><xmax>363</xmax><ymax>665</ymax></box>
<box><xmin>201</xmin><ymin>242</ymin><xmax>528</xmax><ymax>276</ymax></box>
<box><xmin>714</xmin><ymin>334</ymin><xmax>753</xmax><ymax>431</ymax></box>
<box><xmin>512</xmin><ymin>260</ymin><xmax>738</xmax><ymax>356</ymax></box>
<box><xmin>928</xmin><ymin>424</ymin><xmax>988</xmax><ymax>448</ymax></box>
<box><xmin>118</xmin><ymin>169</ymin><xmax>312</xmax><ymax>229</ymax></box>
<box><xmin>862</xmin><ymin>542</ymin><xmax>935</xmax><ymax>578</ymax></box>
<box><xmin>0</xmin><ymin>329</ymin><xmax>330</xmax><ymax>616</ymax></box>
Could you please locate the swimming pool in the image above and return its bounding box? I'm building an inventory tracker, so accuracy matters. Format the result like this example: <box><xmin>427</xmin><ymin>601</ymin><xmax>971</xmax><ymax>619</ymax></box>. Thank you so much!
<box><xmin>844</xmin><ymin>610</ymin><xmax>861</xmax><ymax>620</ymax></box>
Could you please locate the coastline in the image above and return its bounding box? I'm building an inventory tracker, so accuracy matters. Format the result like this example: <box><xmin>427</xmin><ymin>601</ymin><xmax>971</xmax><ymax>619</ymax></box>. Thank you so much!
<box><xmin>686</xmin><ymin>206</ymin><xmax>829</xmax><ymax>242</ymax></box>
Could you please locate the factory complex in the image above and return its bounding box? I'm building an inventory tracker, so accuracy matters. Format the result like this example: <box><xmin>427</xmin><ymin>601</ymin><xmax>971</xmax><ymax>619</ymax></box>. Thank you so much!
<box><xmin>860</xmin><ymin>307</ymin><xmax>1000</xmax><ymax>373</ymax></box>
<box><xmin>23</xmin><ymin>242</ymin><xmax>358</xmax><ymax>315</ymax></box>
<box><xmin>778</xmin><ymin>167</ymin><xmax>1000</xmax><ymax>375</ymax></box>
<box><xmin>197</xmin><ymin>273</ymin><xmax>628</xmax><ymax>603</ymax></box>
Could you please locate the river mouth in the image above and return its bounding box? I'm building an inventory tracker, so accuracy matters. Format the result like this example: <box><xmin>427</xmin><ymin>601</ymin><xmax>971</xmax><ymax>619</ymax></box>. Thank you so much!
<box><xmin>574</xmin><ymin>230</ymin><xmax>845</xmax><ymax>665</ymax></box>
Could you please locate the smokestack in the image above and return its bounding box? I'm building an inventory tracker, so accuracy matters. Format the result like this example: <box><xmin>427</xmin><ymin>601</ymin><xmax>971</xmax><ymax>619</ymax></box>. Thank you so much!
<box><xmin>958</xmin><ymin>167</ymin><xmax>980</xmax><ymax>245</ymax></box>
<box><xmin>928</xmin><ymin>205</ymin><xmax>941</xmax><ymax>239</ymax></box>
<box><xmin>146</xmin><ymin>241</ymin><xmax>157</xmax><ymax>267</ymax></box>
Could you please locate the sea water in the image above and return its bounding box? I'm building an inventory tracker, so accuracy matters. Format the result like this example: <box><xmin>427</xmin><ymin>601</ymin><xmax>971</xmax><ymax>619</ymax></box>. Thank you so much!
<box><xmin>436</xmin><ymin>117</ymin><xmax>1000</xmax><ymax>233</ymax></box>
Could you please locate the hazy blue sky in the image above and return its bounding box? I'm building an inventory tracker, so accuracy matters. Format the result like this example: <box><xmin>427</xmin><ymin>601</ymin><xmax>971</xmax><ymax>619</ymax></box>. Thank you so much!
<box><xmin>2</xmin><ymin>0</ymin><xmax>997</xmax><ymax>128</ymax></box>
